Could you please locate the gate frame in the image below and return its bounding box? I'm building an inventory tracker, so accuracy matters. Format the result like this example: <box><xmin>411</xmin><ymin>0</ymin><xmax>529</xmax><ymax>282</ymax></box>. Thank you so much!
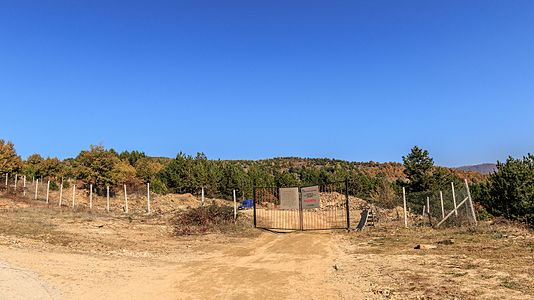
<box><xmin>253</xmin><ymin>179</ymin><xmax>350</xmax><ymax>231</ymax></box>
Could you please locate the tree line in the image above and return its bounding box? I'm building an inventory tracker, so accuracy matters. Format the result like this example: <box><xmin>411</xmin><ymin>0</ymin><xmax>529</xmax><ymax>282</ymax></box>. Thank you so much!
<box><xmin>0</xmin><ymin>139</ymin><xmax>531</xmax><ymax>226</ymax></box>
<box><xmin>0</xmin><ymin>140</ymin><xmax>468</xmax><ymax>201</ymax></box>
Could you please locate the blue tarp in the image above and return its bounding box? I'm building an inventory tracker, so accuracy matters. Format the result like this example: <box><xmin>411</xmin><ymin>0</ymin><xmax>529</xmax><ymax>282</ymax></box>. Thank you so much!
<box><xmin>238</xmin><ymin>199</ymin><xmax>253</xmax><ymax>210</ymax></box>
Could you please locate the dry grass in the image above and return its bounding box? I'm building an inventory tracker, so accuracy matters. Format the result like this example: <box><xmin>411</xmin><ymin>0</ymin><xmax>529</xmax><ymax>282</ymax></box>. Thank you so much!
<box><xmin>338</xmin><ymin>221</ymin><xmax>534</xmax><ymax>299</ymax></box>
<box><xmin>0</xmin><ymin>195</ymin><xmax>259</xmax><ymax>258</ymax></box>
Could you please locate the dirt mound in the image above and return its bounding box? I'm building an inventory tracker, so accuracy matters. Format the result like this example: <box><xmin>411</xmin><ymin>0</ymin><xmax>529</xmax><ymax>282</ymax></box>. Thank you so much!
<box><xmin>321</xmin><ymin>192</ymin><xmax>404</xmax><ymax>223</ymax></box>
<box><xmin>1</xmin><ymin>187</ymin><xmax>233</xmax><ymax>216</ymax></box>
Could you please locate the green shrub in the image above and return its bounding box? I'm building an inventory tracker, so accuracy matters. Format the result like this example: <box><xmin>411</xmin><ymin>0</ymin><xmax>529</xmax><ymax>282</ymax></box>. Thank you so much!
<box><xmin>481</xmin><ymin>155</ymin><xmax>534</xmax><ymax>227</ymax></box>
<box><xmin>50</xmin><ymin>181</ymin><xmax>59</xmax><ymax>191</ymax></box>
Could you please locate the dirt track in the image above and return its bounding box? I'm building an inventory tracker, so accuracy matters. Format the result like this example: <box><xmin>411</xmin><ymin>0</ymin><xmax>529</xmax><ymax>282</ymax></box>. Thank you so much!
<box><xmin>0</xmin><ymin>261</ymin><xmax>59</xmax><ymax>299</ymax></box>
<box><xmin>0</xmin><ymin>198</ymin><xmax>533</xmax><ymax>299</ymax></box>
<box><xmin>0</xmin><ymin>196</ymin><xmax>364</xmax><ymax>299</ymax></box>
<box><xmin>0</xmin><ymin>231</ymin><xmax>356</xmax><ymax>299</ymax></box>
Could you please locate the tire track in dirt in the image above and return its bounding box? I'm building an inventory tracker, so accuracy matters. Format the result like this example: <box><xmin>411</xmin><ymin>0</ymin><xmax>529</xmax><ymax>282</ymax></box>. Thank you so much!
<box><xmin>170</xmin><ymin>231</ymin><xmax>369</xmax><ymax>299</ymax></box>
<box><xmin>0</xmin><ymin>261</ymin><xmax>60</xmax><ymax>300</ymax></box>
<box><xmin>0</xmin><ymin>231</ymin><xmax>373</xmax><ymax>299</ymax></box>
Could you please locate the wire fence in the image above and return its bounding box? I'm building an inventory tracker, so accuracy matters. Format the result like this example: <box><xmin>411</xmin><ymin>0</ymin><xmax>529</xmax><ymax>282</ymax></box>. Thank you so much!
<box><xmin>340</xmin><ymin>179</ymin><xmax>477</xmax><ymax>228</ymax></box>
<box><xmin>404</xmin><ymin>182</ymin><xmax>476</xmax><ymax>226</ymax></box>
<box><xmin>1</xmin><ymin>173</ymin><xmax>478</xmax><ymax>228</ymax></box>
<box><xmin>0</xmin><ymin>173</ymin><xmax>180</xmax><ymax>215</ymax></box>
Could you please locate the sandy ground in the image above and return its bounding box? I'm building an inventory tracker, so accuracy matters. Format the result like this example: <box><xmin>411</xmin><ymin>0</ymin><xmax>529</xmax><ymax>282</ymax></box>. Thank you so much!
<box><xmin>0</xmin><ymin>229</ymin><xmax>351</xmax><ymax>299</ymax></box>
<box><xmin>0</xmin><ymin>261</ymin><xmax>59</xmax><ymax>299</ymax></box>
<box><xmin>0</xmin><ymin>196</ymin><xmax>532</xmax><ymax>299</ymax></box>
<box><xmin>0</xmin><ymin>195</ymin><xmax>354</xmax><ymax>299</ymax></box>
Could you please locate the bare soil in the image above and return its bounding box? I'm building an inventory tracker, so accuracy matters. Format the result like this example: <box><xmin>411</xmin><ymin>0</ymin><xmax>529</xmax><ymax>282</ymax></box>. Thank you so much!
<box><xmin>0</xmin><ymin>196</ymin><xmax>532</xmax><ymax>299</ymax></box>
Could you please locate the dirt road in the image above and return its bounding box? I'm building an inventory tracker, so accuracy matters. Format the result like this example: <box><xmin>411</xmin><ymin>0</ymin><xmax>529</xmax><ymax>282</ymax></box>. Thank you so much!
<box><xmin>0</xmin><ymin>261</ymin><xmax>59</xmax><ymax>299</ymax></box>
<box><xmin>0</xmin><ymin>231</ymin><xmax>365</xmax><ymax>299</ymax></box>
<box><xmin>0</xmin><ymin>202</ymin><xmax>532</xmax><ymax>299</ymax></box>
<box><xmin>171</xmin><ymin>232</ymin><xmax>360</xmax><ymax>299</ymax></box>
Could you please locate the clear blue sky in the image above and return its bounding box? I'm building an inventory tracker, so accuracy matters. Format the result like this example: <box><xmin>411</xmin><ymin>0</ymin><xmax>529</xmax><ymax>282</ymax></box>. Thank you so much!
<box><xmin>1</xmin><ymin>1</ymin><xmax>533</xmax><ymax>166</ymax></box>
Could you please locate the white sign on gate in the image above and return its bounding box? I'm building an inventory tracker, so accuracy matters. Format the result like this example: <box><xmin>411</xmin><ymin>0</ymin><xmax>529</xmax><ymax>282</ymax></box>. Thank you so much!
<box><xmin>279</xmin><ymin>187</ymin><xmax>299</xmax><ymax>210</ymax></box>
<box><xmin>301</xmin><ymin>185</ymin><xmax>320</xmax><ymax>209</ymax></box>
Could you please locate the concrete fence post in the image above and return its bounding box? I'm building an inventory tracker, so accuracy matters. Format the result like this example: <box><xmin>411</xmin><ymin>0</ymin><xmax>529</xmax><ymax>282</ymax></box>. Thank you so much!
<box><xmin>59</xmin><ymin>179</ymin><xmax>63</xmax><ymax>207</ymax></box>
<box><xmin>124</xmin><ymin>184</ymin><xmax>128</xmax><ymax>213</ymax></box>
<box><xmin>440</xmin><ymin>191</ymin><xmax>445</xmax><ymax>219</ymax></box>
<box><xmin>147</xmin><ymin>183</ymin><xmax>151</xmax><ymax>214</ymax></box>
<box><xmin>451</xmin><ymin>182</ymin><xmax>458</xmax><ymax>216</ymax></box>
<box><xmin>72</xmin><ymin>184</ymin><xmax>76</xmax><ymax>208</ymax></box>
<box><xmin>403</xmin><ymin>187</ymin><xmax>407</xmax><ymax>228</ymax></box>
<box><xmin>233</xmin><ymin>189</ymin><xmax>237</xmax><ymax>221</ymax></box>
<box><xmin>34</xmin><ymin>179</ymin><xmax>39</xmax><ymax>200</ymax></box>
<box><xmin>46</xmin><ymin>180</ymin><xmax>50</xmax><ymax>204</ymax></box>
<box><xmin>89</xmin><ymin>184</ymin><xmax>93</xmax><ymax>209</ymax></box>
<box><xmin>465</xmin><ymin>179</ymin><xmax>478</xmax><ymax>226</ymax></box>
<box><xmin>107</xmin><ymin>186</ymin><xmax>110</xmax><ymax>212</ymax></box>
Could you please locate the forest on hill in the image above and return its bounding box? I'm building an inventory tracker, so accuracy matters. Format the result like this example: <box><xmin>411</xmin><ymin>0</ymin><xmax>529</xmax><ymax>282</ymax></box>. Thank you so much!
<box><xmin>0</xmin><ymin>140</ymin><xmax>483</xmax><ymax>198</ymax></box>
<box><xmin>0</xmin><ymin>140</ymin><xmax>531</xmax><ymax>226</ymax></box>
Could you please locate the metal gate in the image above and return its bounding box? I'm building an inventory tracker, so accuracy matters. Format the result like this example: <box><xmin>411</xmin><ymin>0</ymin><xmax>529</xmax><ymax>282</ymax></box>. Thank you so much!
<box><xmin>253</xmin><ymin>180</ymin><xmax>350</xmax><ymax>230</ymax></box>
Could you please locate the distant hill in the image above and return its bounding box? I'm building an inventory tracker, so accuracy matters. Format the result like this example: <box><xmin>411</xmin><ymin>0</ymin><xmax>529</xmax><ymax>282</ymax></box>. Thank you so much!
<box><xmin>151</xmin><ymin>155</ymin><xmax>487</xmax><ymax>183</ymax></box>
<box><xmin>221</xmin><ymin>156</ymin><xmax>486</xmax><ymax>183</ymax></box>
<box><xmin>456</xmin><ymin>163</ymin><xmax>497</xmax><ymax>174</ymax></box>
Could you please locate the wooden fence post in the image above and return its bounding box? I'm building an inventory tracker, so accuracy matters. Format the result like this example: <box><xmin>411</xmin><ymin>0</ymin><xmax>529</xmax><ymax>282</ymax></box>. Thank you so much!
<box><xmin>451</xmin><ymin>182</ymin><xmax>458</xmax><ymax>216</ymax></box>
<box><xmin>201</xmin><ymin>187</ymin><xmax>205</xmax><ymax>206</ymax></box>
<box><xmin>426</xmin><ymin>197</ymin><xmax>430</xmax><ymax>215</ymax></box>
<box><xmin>72</xmin><ymin>184</ymin><xmax>76</xmax><ymax>208</ymax></box>
<box><xmin>124</xmin><ymin>184</ymin><xmax>128</xmax><ymax>213</ymax></box>
<box><xmin>106</xmin><ymin>186</ymin><xmax>110</xmax><ymax>212</ymax></box>
<box><xmin>89</xmin><ymin>184</ymin><xmax>93</xmax><ymax>210</ymax></box>
<box><xmin>34</xmin><ymin>179</ymin><xmax>39</xmax><ymax>200</ymax></box>
<box><xmin>465</xmin><ymin>179</ymin><xmax>478</xmax><ymax>225</ymax></box>
<box><xmin>436</xmin><ymin>196</ymin><xmax>470</xmax><ymax>227</ymax></box>
<box><xmin>23</xmin><ymin>176</ymin><xmax>26</xmax><ymax>196</ymax></box>
<box><xmin>46</xmin><ymin>180</ymin><xmax>50</xmax><ymax>204</ymax></box>
<box><xmin>147</xmin><ymin>183</ymin><xmax>151</xmax><ymax>214</ymax></box>
<box><xmin>5</xmin><ymin>173</ymin><xmax>7</xmax><ymax>187</ymax></box>
<box><xmin>403</xmin><ymin>187</ymin><xmax>407</xmax><ymax>228</ymax></box>
<box><xmin>233</xmin><ymin>189</ymin><xmax>237</xmax><ymax>221</ymax></box>
<box><xmin>440</xmin><ymin>191</ymin><xmax>445</xmax><ymax>219</ymax></box>
<box><xmin>59</xmin><ymin>179</ymin><xmax>63</xmax><ymax>207</ymax></box>
<box><xmin>14</xmin><ymin>174</ymin><xmax>17</xmax><ymax>190</ymax></box>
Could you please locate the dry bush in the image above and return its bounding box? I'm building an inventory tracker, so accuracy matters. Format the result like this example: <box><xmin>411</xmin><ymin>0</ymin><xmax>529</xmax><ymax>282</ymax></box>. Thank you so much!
<box><xmin>170</xmin><ymin>202</ymin><xmax>246</xmax><ymax>235</ymax></box>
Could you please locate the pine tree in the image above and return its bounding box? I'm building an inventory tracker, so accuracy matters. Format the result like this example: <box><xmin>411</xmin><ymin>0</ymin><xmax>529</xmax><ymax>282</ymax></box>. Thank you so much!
<box><xmin>402</xmin><ymin>146</ymin><xmax>434</xmax><ymax>192</ymax></box>
<box><xmin>483</xmin><ymin>154</ymin><xmax>534</xmax><ymax>225</ymax></box>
